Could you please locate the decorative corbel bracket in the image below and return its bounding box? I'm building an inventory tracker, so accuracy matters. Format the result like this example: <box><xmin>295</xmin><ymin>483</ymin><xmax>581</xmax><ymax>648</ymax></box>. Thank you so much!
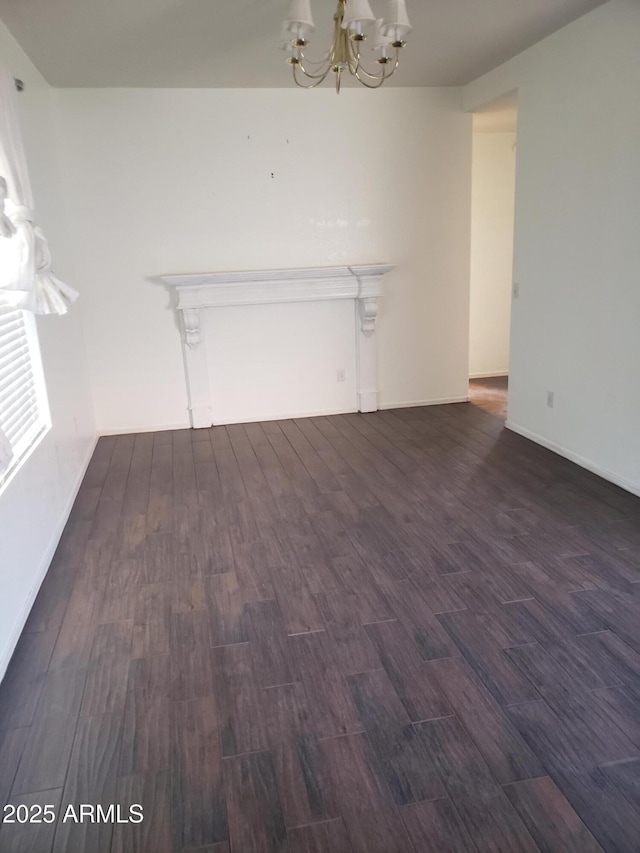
<box><xmin>182</xmin><ymin>308</ymin><xmax>201</xmax><ymax>349</ymax></box>
<box><xmin>359</xmin><ymin>297</ymin><xmax>378</xmax><ymax>336</ymax></box>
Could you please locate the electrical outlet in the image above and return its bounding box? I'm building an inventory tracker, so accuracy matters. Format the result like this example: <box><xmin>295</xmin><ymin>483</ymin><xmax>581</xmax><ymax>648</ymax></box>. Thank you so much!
<box><xmin>513</xmin><ymin>282</ymin><xmax>520</xmax><ymax>298</ymax></box>
<box><xmin>547</xmin><ymin>390</ymin><xmax>555</xmax><ymax>408</ymax></box>
<box><xmin>337</xmin><ymin>369</ymin><xmax>346</xmax><ymax>383</ymax></box>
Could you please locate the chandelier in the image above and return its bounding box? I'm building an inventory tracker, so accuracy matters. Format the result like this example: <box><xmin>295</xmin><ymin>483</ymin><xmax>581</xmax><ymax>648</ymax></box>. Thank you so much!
<box><xmin>281</xmin><ymin>0</ymin><xmax>412</xmax><ymax>93</ymax></box>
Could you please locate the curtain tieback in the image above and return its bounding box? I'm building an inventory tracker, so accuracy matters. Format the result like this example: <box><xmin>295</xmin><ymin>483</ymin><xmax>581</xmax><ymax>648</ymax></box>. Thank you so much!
<box><xmin>34</xmin><ymin>226</ymin><xmax>55</xmax><ymax>275</ymax></box>
<box><xmin>6</xmin><ymin>207</ymin><xmax>53</xmax><ymax>273</ymax></box>
<box><xmin>10</xmin><ymin>204</ymin><xmax>35</xmax><ymax>224</ymax></box>
<box><xmin>10</xmin><ymin>207</ymin><xmax>55</xmax><ymax>274</ymax></box>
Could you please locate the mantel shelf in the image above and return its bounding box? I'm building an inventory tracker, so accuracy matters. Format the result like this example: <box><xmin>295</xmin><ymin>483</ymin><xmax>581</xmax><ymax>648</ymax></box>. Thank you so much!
<box><xmin>160</xmin><ymin>264</ymin><xmax>395</xmax><ymax>310</ymax></box>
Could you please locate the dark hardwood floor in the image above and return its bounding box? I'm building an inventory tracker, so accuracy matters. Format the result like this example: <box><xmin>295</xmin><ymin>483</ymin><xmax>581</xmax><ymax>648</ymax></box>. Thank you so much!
<box><xmin>1</xmin><ymin>395</ymin><xmax>640</xmax><ymax>852</ymax></box>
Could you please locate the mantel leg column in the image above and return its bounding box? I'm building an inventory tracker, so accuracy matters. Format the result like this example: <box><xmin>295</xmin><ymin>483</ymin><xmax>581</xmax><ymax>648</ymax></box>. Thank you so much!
<box><xmin>180</xmin><ymin>308</ymin><xmax>213</xmax><ymax>428</ymax></box>
<box><xmin>356</xmin><ymin>296</ymin><xmax>379</xmax><ymax>413</ymax></box>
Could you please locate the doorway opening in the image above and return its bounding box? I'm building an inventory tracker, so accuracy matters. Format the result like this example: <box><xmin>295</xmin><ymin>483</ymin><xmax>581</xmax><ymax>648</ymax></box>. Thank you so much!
<box><xmin>468</xmin><ymin>91</ymin><xmax>518</xmax><ymax>421</ymax></box>
<box><xmin>469</xmin><ymin>375</ymin><xmax>508</xmax><ymax>418</ymax></box>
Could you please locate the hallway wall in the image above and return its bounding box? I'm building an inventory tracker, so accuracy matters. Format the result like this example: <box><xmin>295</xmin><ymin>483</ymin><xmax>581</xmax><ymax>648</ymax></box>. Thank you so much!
<box><xmin>469</xmin><ymin>131</ymin><xmax>516</xmax><ymax>379</ymax></box>
<box><xmin>464</xmin><ymin>0</ymin><xmax>640</xmax><ymax>495</ymax></box>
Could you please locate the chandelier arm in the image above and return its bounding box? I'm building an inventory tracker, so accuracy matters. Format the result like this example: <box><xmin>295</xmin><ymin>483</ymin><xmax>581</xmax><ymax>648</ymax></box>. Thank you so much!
<box><xmin>349</xmin><ymin>41</ymin><xmax>400</xmax><ymax>81</ymax></box>
<box><xmin>297</xmin><ymin>58</ymin><xmax>334</xmax><ymax>79</ymax></box>
<box><xmin>296</xmin><ymin>55</ymin><xmax>331</xmax><ymax>67</ymax></box>
<box><xmin>350</xmin><ymin>36</ymin><xmax>371</xmax><ymax>77</ymax></box>
<box><xmin>346</xmin><ymin>35</ymin><xmax>359</xmax><ymax>76</ymax></box>
<box><xmin>352</xmin><ymin>69</ymin><xmax>390</xmax><ymax>88</ymax></box>
<box><xmin>292</xmin><ymin>63</ymin><xmax>334</xmax><ymax>88</ymax></box>
<box><xmin>353</xmin><ymin>56</ymin><xmax>400</xmax><ymax>83</ymax></box>
<box><xmin>295</xmin><ymin>46</ymin><xmax>335</xmax><ymax>67</ymax></box>
<box><xmin>345</xmin><ymin>39</ymin><xmax>397</xmax><ymax>82</ymax></box>
<box><xmin>295</xmin><ymin>38</ymin><xmax>338</xmax><ymax>79</ymax></box>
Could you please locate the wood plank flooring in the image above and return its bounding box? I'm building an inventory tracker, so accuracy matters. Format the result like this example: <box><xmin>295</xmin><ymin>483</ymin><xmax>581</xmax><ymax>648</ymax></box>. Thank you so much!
<box><xmin>469</xmin><ymin>375</ymin><xmax>509</xmax><ymax>417</ymax></box>
<box><xmin>2</xmin><ymin>379</ymin><xmax>640</xmax><ymax>851</ymax></box>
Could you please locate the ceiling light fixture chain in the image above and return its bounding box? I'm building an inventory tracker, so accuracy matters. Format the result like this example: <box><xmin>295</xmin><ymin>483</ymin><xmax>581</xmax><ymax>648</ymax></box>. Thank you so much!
<box><xmin>281</xmin><ymin>0</ymin><xmax>411</xmax><ymax>93</ymax></box>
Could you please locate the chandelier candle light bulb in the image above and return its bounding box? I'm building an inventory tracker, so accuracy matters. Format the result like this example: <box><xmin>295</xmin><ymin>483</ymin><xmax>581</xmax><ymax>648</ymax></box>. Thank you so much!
<box><xmin>342</xmin><ymin>0</ymin><xmax>377</xmax><ymax>37</ymax></box>
<box><xmin>282</xmin><ymin>0</ymin><xmax>411</xmax><ymax>92</ymax></box>
<box><xmin>371</xmin><ymin>19</ymin><xmax>393</xmax><ymax>59</ymax></box>
<box><xmin>283</xmin><ymin>0</ymin><xmax>315</xmax><ymax>42</ymax></box>
<box><xmin>381</xmin><ymin>0</ymin><xmax>413</xmax><ymax>44</ymax></box>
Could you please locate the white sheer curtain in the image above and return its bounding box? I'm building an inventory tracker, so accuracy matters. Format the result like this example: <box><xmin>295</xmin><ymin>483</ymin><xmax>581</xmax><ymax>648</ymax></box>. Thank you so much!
<box><xmin>0</xmin><ymin>68</ymin><xmax>78</xmax><ymax>315</ymax></box>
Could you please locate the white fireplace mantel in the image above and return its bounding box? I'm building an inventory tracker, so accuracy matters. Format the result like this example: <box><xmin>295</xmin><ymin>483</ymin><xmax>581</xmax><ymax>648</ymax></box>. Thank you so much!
<box><xmin>161</xmin><ymin>264</ymin><xmax>395</xmax><ymax>427</ymax></box>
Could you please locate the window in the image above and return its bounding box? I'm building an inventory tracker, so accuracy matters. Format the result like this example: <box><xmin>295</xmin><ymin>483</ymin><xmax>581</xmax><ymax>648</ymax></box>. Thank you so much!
<box><xmin>0</xmin><ymin>293</ymin><xmax>50</xmax><ymax>491</ymax></box>
<box><xmin>0</xmin><ymin>70</ymin><xmax>65</xmax><ymax>491</ymax></box>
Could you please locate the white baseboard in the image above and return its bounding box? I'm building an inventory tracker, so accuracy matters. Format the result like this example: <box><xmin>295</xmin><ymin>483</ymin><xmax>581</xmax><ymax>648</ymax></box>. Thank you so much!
<box><xmin>98</xmin><ymin>422</ymin><xmax>189</xmax><ymax>436</ymax></box>
<box><xmin>505</xmin><ymin>420</ymin><xmax>640</xmax><ymax>498</ymax></box>
<box><xmin>469</xmin><ymin>371</ymin><xmax>509</xmax><ymax>379</ymax></box>
<box><xmin>381</xmin><ymin>395</ymin><xmax>470</xmax><ymax>410</ymax></box>
<box><xmin>98</xmin><ymin>409</ymin><xmax>364</xmax><ymax>432</ymax></box>
<box><xmin>102</xmin><ymin>410</ymin><xmax>363</xmax><ymax>432</ymax></box>
<box><xmin>0</xmin><ymin>433</ymin><xmax>99</xmax><ymax>682</ymax></box>
<box><xmin>214</xmin><ymin>406</ymin><xmax>359</xmax><ymax>426</ymax></box>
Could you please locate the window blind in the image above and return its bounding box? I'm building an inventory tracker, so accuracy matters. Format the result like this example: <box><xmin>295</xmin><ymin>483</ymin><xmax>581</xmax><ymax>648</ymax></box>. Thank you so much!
<box><xmin>0</xmin><ymin>301</ymin><xmax>45</xmax><ymax>483</ymax></box>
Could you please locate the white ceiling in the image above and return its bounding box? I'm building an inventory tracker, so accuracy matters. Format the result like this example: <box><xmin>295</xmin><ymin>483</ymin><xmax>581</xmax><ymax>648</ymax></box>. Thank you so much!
<box><xmin>0</xmin><ymin>0</ymin><xmax>607</xmax><ymax>88</ymax></box>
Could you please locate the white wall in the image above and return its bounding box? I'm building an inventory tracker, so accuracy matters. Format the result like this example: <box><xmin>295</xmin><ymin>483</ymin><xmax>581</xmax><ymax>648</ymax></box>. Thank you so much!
<box><xmin>469</xmin><ymin>131</ymin><xmax>516</xmax><ymax>378</ymax></box>
<box><xmin>204</xmin><ymin>300</ymin><xmax>358</xmax><ymax>424</ymax></box>
<box><xmin>464</xmin><ymin>0</ymin><xmax>640</xmax><ymax>495</ymax></box>
<box><xmin>54</xmin><ymin>87</ymin><xmax>472</xmax><ymax>432</ymax></box>
<box><xmin>0</xmin><ymin>22</ymin><xmax>96</xmax><ymax>677</ymax></box>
